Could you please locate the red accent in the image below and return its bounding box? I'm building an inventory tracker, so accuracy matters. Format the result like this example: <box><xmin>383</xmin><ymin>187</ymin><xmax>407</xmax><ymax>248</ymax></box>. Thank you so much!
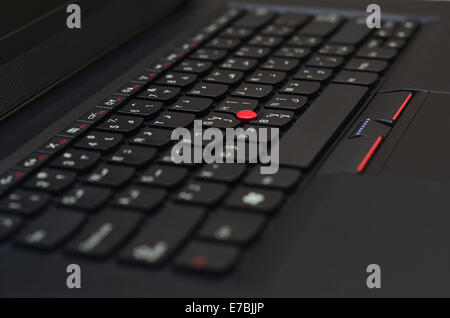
<box><xmin>149</xmin><ymin>72</ymin><xmax>156</xmax><ymax>77</ymax></box>
<box><xmin>59</xmin><ymin>139</ymin><xmax>68</xmax><ymax>145</ymax></box>
<box><xmin>38</xmin><ymin>155</ymin><xmax>47</xmax><ymax>161</ymax></box>
<box><xmin>99</xmin><ymin>110</ymin><xmax>106</xmax><ymax>115</ymax></box>
<box><xmin>133</xmin><ymin>84</ymin><xmax>140</xmax><ymax>89</ymax></box>
<box><xmin>177</xmin><ymin>52</ymin><xmax>184</xmax><ymax>57</ymax></box>
<box><xmin>163</xmin><ymin>61</ymin><xmax>171</xmax><ymax>68</ymax></box>
<box><xmin>117</xmin><ymin>97</ymin><xmax>124</xmax><ymax>102</ymax></box>
<box><xmin>236</xmin><ymin>110</ymin><xmax>258</xmax><ymax>121</ymax></box>
<box><xmin>357</xmin><ymin>136</ymin><xmax>383</xmax><ymax>173</ymax></box>
<box><xmin>191</xmin><ymin>255</ymin><xmax>207</xmax><ymax>269</ymax></box>
<box><xmin>79</xmin><ymin>124</ymin><xmax>88</xmax><ymax>129</ymax></box>
<box><xmin>392</xmin><ymin>93</ymin><xmax>413</xmax><ymax>121</ymax></box>
<box><xmin>191</xmin><ymin>42</ymin><xmax>198</xmax><ymax>47</ymax></box>
<box><xmin>15</xmin><ymin>172</ymin><xmax>24</xmax><ymax>179</ymax></box>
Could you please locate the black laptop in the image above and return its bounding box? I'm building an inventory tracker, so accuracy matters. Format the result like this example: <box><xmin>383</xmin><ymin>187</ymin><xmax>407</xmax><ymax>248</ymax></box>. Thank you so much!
<box><xmin>1</xmin><ymin>0</ymin><xmax>450</xmax><ymax>297</ymax></box>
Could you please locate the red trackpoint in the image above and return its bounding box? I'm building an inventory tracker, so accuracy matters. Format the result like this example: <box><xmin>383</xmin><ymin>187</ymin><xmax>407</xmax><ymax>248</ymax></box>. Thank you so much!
<box><xmin>236</xmin><ymin>110</ymin><xmax>257</xmax><ymax>122</ymax></box>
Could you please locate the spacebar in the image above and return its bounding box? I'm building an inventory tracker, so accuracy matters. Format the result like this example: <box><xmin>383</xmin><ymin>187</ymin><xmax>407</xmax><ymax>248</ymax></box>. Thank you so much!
<box><xmin>279</xmin><ymin>84</ymin><xmax>368</xmax><ymax>169</ymax></box>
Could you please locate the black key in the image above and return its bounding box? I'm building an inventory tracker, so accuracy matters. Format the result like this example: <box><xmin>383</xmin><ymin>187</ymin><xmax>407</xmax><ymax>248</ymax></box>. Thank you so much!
<box><xmin>274</xmin><ymin>13</ymin><xmax>310</xmax><ymax>27</ymax></box>
<box><xmin>299</xmin><ymin>14</ymin><xmax>342</xmax><ymax>37</ymax></box>
<box><xmin>215</xmin><ymin>97</ymin><xmax>258</xmax><ymax>114</ymax></box>
<box><xmin>234</xmin><ymin>9</ymin><xmax>275</xmax><ymax>29</ymax></box>
<box><xmin>356</xmin><ymin>47</ymin><xmax>397</xmax><ymax>60</ymax></box>
<box><xmin>195</xmin><ymin>163</ymin><xmax>246</xmax><ymax>183</ymax></box>
<box><xmin>98</xmin><ymin>95</ymin><xmax>127</xmax><ymax>109</ymax></box>
<box><xmin>187</xmin><ymin>83</ymin><xmax>229</xmax><ymax>100</ymax></box>
<box><xmin>57</xmin><ymin>185</ymin><xmax>111</xmax><ymax>210</ymax></box>
<box><xmin>261</xmin><ymin>24</ymin><xmax>294</xmax><ymax>37</ymax></box>
<box><xmin>68</xmin><ymin>208</ymin><xmax>141</xmax><ymax>258</ymax></box>
<box><xmin>137</xmin><ymin>164</ymin><xmax>188</xmax><ymax>187</ymax></box>
<box><xmin>120</xmin><ymin>204</ymin><xmax>204</xmax><ymax>266</ymax></box>
<box><xmin>75</xmin><ymin>131</ymin><xmax>123</xmax><ymax>152</ymax></box>
<box><xmin>130</xmin><ymin>70</ymin><xmax>159</xmax><ymax>84</ymax></box>
<box><xmin>220</xmin><ymin>27</ymin><xmax>253</xmax><ymax>39</ymax></box>
<box><xmin>225</xmin><ymin>186</ymin><xmax>284</xmax><ymax>214</ymax></box>
<box><xmin>384</xmin><ymin>38</ymin><xmax>406</xmax><ymax>49</ymax></box>
<box><xmin>129</xmin><ymin>128</ymin><xmax>172</xmax><ymax>147</ymax></box>
<box><xmin>198</xmin><ymin>210</ymin><xmax>266</xmax><ymax>245</ymax></box>
<box><xmin>106</xmin><ymin>146</ymin><xmax>156</xmax><ymax>167</ymax></box>
<box><xmin>175</xmin><ymin>241</ymin><xmax>240</xmax><ymax>273</ymax></box>
<box><xmin>113</xmin><ymin>186</ymin><xmax>166</xmax><ymax>211</ymax></box>
<box><xmin>394</xmin><ymin>28</ymin><xmax>414</xmax><ymax>39</ymax></box>
<box><xmin>114</xmin><ymin>83</ymin><xmax>143</xmax><ymax>96</ymax></box>
<box><xmin>318</xmin><ymin>44</ymin><xmax>354</xmax><ymax>56</ymax></box>
<box><xmin>234</xmin><ymin>46</ymin><xmax>270</xmax><ymax>59</ymax></box>
<box><xmin>244</xmin><ymin>166</ymin><xmax>302</xmax><ymax>189</ymax></box>
<box><xmin>191</xmin><ymin>48</ymin><xmax>227</xmax><ymax>62</ymax></box>
<box><xmin>118</xmin><ymin>100</ymin><xmax>163</xmax><ymax>118</ymax></box>
<box><xmin>157</xmin><ymin>72</ymin><xmax>197</xmax><ymax>88</ymax></box>
<box><xmin>0</xmin><ymin>170</ymin><xmax>26</xmax><ymax>190</ymax></box>
<box><xmin>97</xmin><ymin>115</ymin><xmax>143</xmax><ymax>134</ymax></box>
<box><xmin>401</xmin><ymin>20</ymin><xmax>419</xmax><ymax>30</ymax></box>
<box><xmin>0</xmin><ymin>214</ymin><xmax>22</xmax><ymax>241</ymax></box>
<box><xmin>24</xmin><ymin>169</ymin><xmax>76</xmax><ymax>192</ymax></box>
<box><xmin>148</xmin><ymin>60</ymin><xmax>173</xmax><ymax>72</ymax></box>
<box><xmin>176</xmin><ymin>181</ymin><xmax>227</xmax><ymax>206</ymax></box>
<box><xmin>38</xmin><ymin>137</ymin><xmax>71</xmax><ymax>154</ymax></box>
<box><xmin>138</xmin><ymin>85</ymin><xmax>180</xmax><ymax>102</ymax></box>
<box><xmin>206</xmin><ymin>37</ymin><xmax>241</xmax><ymax>50</ymax></box>
<box><xmin>287</xmin><ymin>35</ymin><xmax>322</xmax><ymax>47</ymax></box>
<box><xmin>306</xmin><ymin>55</ymin><xmax>343</xmax><ymax>69</ymax></box>
<box><xmin>231</xmin><ymin>83</ymin><xmax>272</xmax><ymax>100</ymax></box>
<box><xmin>247</xmin><ymin>70</ymin><xmax>286</xmax><ymax>85</ymax></box>
<box><xmin>150</xmin><ymin>111</ymin><xmax>195</xmax><ymax>128</ymax></box>
<box><xmin>260</xmin><ymin>57</ymin><xmax>298</xmax><ymax>72</ymax></box>
<box><xmin>78</xmin><ymin>107</ymin><xmax>110</xmax><ymax>123</ymax></box>
<box><xmin>248</xmin><ymin>35</ymin><xmax>283</xmax><ymax>47</ymax></box>
<box><xmin>274</xmin><ymin>46</ymin><xmax>310</xmax><ymax>59</ymax></box>
<box><xmin>279</xmin><ymin>84</ymin><xmax>368</xmax><ymax>168</ymax></box>
<box><xmin>220</xmin><ymin>57</ymin><xmax>257</xmax><ymax>72</ymax></box>
<box><xmin>15</xmin><ymin>208</ymin><xmax>84</xmax><ymax>249</ymax></box>
<box><xmin>16</xmin><ymin>152</ymin><xmax>50</xmax><ymax>170</ymax></box>
<box><xmin>364</xmin><ymin>38</ymin><xmax>383</xmax><ymax>48</ymax></box>
<box><xmin>345</xmin><ymin>58</ymin><xmax>388</xmax><ymax>73</ymax></box>
<box><xmin>58</xmin><ymin>121</ymin><xmax>91</xmax><ymax>138</ymax></box>
<box><xmin>0</xmin><ymin>190</ymin><xmax>50</xmax><ymax>216</ymax></box>
<box><xmin>250</xmin><ymin>109</ymin><xmax>294</xmax><ymax>127</ymax></box>
<box><xmin>202</xmin><ymin>112</ymin><xmax>240</xmax><ymax>129</ymax></box>
<box><xmin>279</xmin><ymin>80</ymin><xmax>320</xmax><ymax>95</ymax></box>
<box><xmin>158</xmin><ymin>147</ymin><xmax>197</xmax><ymax>167</ymax></box>
<box><xmin>333</xmin><ymin>70</ymin><xmax>378</xmax><ymax>86</ymax></box>
<box><xmin>82</xmin><ymin>164</ymin><xmax>134</xmax><ymax>187</ymax></box>
<box><xmin>266</xmin><ymin>94</ymin><xmax>308</xmax><ymax>112</ymax></box>
<box><xmin>170</xmin><ymin>97</ymin><xmax>213</xmax><ymax>113</ymax></box>
<box><xmin>173</xmin><ymin>60</ymin><xmax>213</xmax><ymax>74</ymax></box>
<box><xmin>51</xmin><ymin>149</ymin><xmax>100</xmax><ymax>171</ymax></box>
<box><xmin>204</xmin><ymin>69</ymin><xmax>243</xmax><ymax>85</ymax></box>
<box><xmin>294</xmin><ymin>67</ymin><xmax>332</xmax><ymax>82</ymax></box>
<box><xmin>329</xmin><ymin>18</ymin><xmax>372</xmax><ymax>45</ymax></box>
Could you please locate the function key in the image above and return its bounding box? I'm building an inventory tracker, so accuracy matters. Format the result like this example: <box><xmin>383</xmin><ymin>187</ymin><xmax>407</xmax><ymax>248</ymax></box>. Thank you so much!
<box><xmin>234</xmin><ymin>45</ymin><xmax>270</xmax><ymax>59</ymax></box>
<box><xmin>0</xmin><ymin>190</ymin><xmax>50</xmax><ymax>216</ymax></box>
<box><xmin>24</xmin><ymin>169</ymin><xmax>76</xmax><ymax>193</ymax></box>
<box><xmin>138</xmin><ymin>85</ymin><xmax>180</xmax><ymax>102</ymax></box>
<box><xmin>15</xmin><ymin>208</ymin><xmax>84</xmax><ymax>250</ymax></box>
<box><xmin>98</xmin><ymin>95</ymin><xmax>127</xmax><ymax>109</ymax></box>
<box><xmin>191</xmin><ymin>48</ymin><xmax>227</xmax><ymax>62</ymax></box>
<box><xmin>0</xmin><ymin>170</ymin><xmax>27</xmax><ymax>190</ymax></box>
<box><xmin>198</xmin><ymin>210</ymin><xmax>266</xmax><ymax>245</ymax></box>
<box><xmin>148</xmin><ymin>60</ymin><xmax>173</xmax><ymax>72</ymax></box>
<box><xmin>16</xmin><ymin>152</ymin><xmax>50</xmax><ymax>170</ymax></box>
<box><xmin>51</xmin><ymin>149</ymin><xmax>100</xmax><ymax>171</ymax></box>
<box><xmin>0</xmin><ymin>214</ymin><xmax>23</xmax><ymax>241</ymax></box>
<box><xmin>57</xmin><ymin>184</ymin><xmax>111</xmax><ymax>211</ymax></box>
<box><xmin>294</xmin><ymin>67</ymin><xmax>332</xmax><ymax>82</ymax></box>
<box><xmin>170</xmin><ymin>97</ymin><xmax>213</xmax><ymax>114</ymax></box>
<box><xmin>58</xmin><ymin>121</ymin><xmax>91</xmax><ymax>138</ymax></box>
<box><xmin>266</xmin><ymin>94</ymin><xmax>308</xmax><ymax>112</ymax></box>
<box><xmin>67</xmin><ymin>208</ymin><xmax>141</xmax><ymax>258</ymax></box>
<box><xmin>130</xmin><ymin>71</ymin><xmax>159</xmax><ymax>84</ymax></box>
<box><xmin>78</xmin><ymin>107</ymin><xmax>110</xmax><ymax>123</ymax></box>
<box><xmin>75</xmin><ymin>131</ymin><xmax>123</xmax><ymax>152</ymax></box>
<box><xmin>38</xmin><ymin>137</ymin><xmax>71</xmax><ymax>154</ymax></box>
<box><xmin>137</xmin><ymin>164</ymin><xmax>188</xmax><ymax>188</ymax></box>
<box><xmin>149</xmin><ymin>111</ymin><xmax>195</xmax><ymax>128</ymax></box>
<box><xmin>96</xmin><ymin>115</ymin><xmax>143</xmax><ymax>134</ymax></box>
<box><xmin>175</xmin><ymin>241</ymin><xmax>241</xmax><ymax>274</ymax></box>
<box><xmin>233</xmin><ymin>9</ymin><xmax>276</xmax><ymax>29</ymax></box>
<box><xmin>157</xmin><ymin>72</ymin><xmax>197</xmax><ymax>88</ymax></box>
<box><xmin>174</xmin><ymin>60</ymin><xmax>213</xmax><ymax>74</ymax></box>
<box><xmin>225</xmin><ymin>186</ymin><xmax>284</xmax><ymax>214</ymax></box>
<box><xmin>114</xmin><ymin>83</ymin><xmax>143</xmax><ymax>96</ymax></box>
<box><xmin>118</xmin><ymin>100</ymin><xmax>163</xmax><ymax>118</ymax></box>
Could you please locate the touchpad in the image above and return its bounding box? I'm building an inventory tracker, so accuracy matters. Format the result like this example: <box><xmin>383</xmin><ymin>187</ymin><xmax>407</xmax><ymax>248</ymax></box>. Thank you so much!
<box><xmin>382</xmin><ymin>92</ymin><xmax>450</xmax><ymax>182</ymax></box>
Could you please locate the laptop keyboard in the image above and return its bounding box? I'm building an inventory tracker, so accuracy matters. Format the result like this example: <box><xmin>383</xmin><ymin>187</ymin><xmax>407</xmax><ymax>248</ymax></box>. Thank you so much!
<box><xmin>0</xmin><ymin>8</ymin><xmax>419</xmax><ymax>274</ymax></box>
